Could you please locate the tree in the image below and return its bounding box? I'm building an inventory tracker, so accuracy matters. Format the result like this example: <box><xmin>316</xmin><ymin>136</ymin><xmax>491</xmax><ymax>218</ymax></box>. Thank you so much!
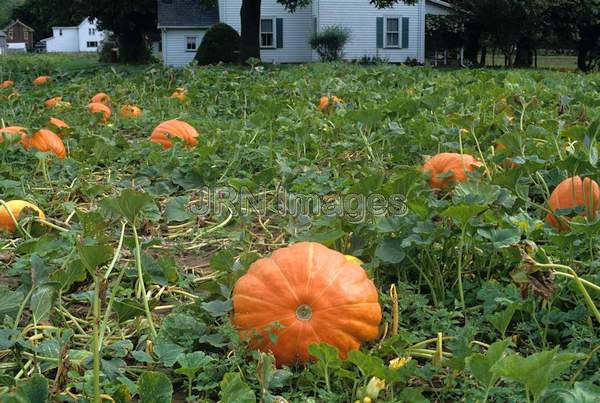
<box><xmin>549</xmin><ymin>0</ymin><xmax>600</xmax><ymax>71</ymax></box>
<box><xmin>0</xmin><ymin>0</ymin><xmax>25</xmax><ymax>29</ymax></box>
<box><xmin>235</xmin><ymin>0</ymin><xmax>417</xmax><ymax>62</ymax></box>
<box><xmin>10</xmin><ymin>0</ymin><xmax>85</xmax><ymax>40</ymax></box>
<box><xmin>80</xmin><ymin>0</ymin><xmax>157</xmax><ymax>63</ymax></box>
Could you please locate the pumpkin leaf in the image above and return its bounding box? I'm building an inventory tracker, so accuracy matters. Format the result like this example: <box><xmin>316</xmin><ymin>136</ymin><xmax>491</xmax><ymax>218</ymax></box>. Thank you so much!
<box><xmin>101</xmin><ymin>189</ymin><xmax>154</xmax><ymax>224</ymax></box>
<box><xmin>220</xmin><ymin>372</ymin><xmax>256</xmax><ymax>403</ymax></box>
<box><xmin>137</xmin><ymin>371</ymin><xmax>173</xmax><ymax>403</ymax></box>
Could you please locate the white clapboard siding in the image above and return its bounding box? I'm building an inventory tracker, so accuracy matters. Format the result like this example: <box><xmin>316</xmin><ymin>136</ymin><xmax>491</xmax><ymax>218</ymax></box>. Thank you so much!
<box><xmin>317</xmin><ymin>0</ymin><xmax>425</xmax><ymax>63</ymax></box>
<box><xmin>162</xmin><ymin>29</ymin><xmax>206</xmax><ymax>67</ymax></box>
<box><xmin>46</xmin><ymin>28</ymin><xmax>79</xmax><ymax>52</ymax></box>
<box><xmin>221</xmin><ymin>0</ymin><xmax>313</xmax><ymax>63</ymax></box>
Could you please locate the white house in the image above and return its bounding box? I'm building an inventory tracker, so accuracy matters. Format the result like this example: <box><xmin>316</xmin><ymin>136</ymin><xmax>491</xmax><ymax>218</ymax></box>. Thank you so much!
<box><xmin>157</xmin><ymin>0</ymin><xmax>451</xmax><ymax>67</ymax></box>
<box><xmin>41</xmin><ymin>18</ymin><xmax>105</xmax><ymax>53</ymax></box>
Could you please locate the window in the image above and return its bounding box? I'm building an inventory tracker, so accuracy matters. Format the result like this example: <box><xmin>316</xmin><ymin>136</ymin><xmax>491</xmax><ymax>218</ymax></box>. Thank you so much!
<box><xmin>24</xmin><ymin>31</ymin><xmax>28</xmax><ymax>40</ymax></box>
<box><xmin>59</xmin><ymin>29</ymin><xmax>63</xmax><ymax>36</ymax></box>
<box><xmin>185</xmin><ymin>36</ymin><xmax>197</xmax><ymax>52</ymax></box>
<box><xmin>260</xmin><ymin>18</ymin><xmax>275</xmax><ymax>48</ymax></box>
<box><xmin>89</xmin><ymin>28</ymin><xmax>96</xmax><ymax>35</ymax></box>
<box><xmin>385</xmin><ymin>17</ymin><xmax>400</xmax><ymax>48</ymax></box>
<box><xmin>87</xmin><ymin>41</ymin><xmax>98</xmax><ymax>48</ymax></box>
<box><xmin>8</xmin><ymin>30</ymin><xmax>13</xmax><ymax>40</ymax></box>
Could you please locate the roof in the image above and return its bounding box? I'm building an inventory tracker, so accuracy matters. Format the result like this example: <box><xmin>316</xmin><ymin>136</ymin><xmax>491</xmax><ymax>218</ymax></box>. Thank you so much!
<box><xmin>0</xmin><ymin>31</ymin><xmax>5</xmax><ymax>37</ymax></box>
<box><xmin>427</xmin><ymin>0</ymin><xmax>452</xmax><ymax>8</ymax></box>
<box><xmin>4</xmin><ymin>20</ymin><xmax>34</xmax><ymax>32</ymax></box>
<box><xmin>157</xmin><ymin>0</ymin><xmax>219</xmax><ymax>28</ymax></box>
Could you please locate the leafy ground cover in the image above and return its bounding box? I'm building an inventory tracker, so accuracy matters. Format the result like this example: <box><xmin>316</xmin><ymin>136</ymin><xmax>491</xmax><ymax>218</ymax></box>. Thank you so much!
<box><xmin>0</xmin><ymin>54</ymin><xmax>599</xmax><ymax>402</ymax></box>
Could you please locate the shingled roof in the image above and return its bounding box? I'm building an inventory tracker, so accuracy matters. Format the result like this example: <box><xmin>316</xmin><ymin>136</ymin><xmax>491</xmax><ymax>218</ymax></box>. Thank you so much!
<box><xmin>157</xmin><ymin>0</ymin><xmax>219</xmax><ymax>28</ymax></box>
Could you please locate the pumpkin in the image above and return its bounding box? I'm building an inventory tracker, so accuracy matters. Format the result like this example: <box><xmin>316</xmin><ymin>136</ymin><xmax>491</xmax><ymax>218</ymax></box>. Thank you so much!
<box><xmin>22</xmin><ymin>129</ymin><xmax>66</xmax><ymax>159</ymax></box>
<box><xmin>150</xmin><ymin>119</ymin><xmax>199</xmax><ymax>149</ymax></box>
<box><xmin>318</xmin><ymin>95</ymin><xmax>342</xmax><ymax>111</ymax></box>
<box><xmin>232</xmin><ymin>242</ymin><xmax>382</xmax><ymax>366</ymax></box>
<box><xmin>546</xmin><ymin>176</ymin><xmax>600</xmax><ymax>231</ymax></box>
<box><xmin>119</xmin><ymin>105</ymin><xmax>142</xmax><ymax>118</ymax></box>
<box><xmin>91</xmin><ymin>92</ymin><xmax>110</xmax><ymax>105</ymax></box>
<box><xmin>171</xmin><ymin>88</ymin><xmax>187</xmax><ymax>102</ymax></box>
<box><xmin>44</xmin><ymin>96</ymin><xmax>62</xmax><ymax>108</ymax></box>
<box><xmin>422</xmin><ymin>152</ymin><xmax>482</xmax><ymax>189</ymax></box>
<box><xmin>0</xmin><ymin>126</ymin><xmax>28</xmax><ymax>144</ymax></box>
<box><xmin>0</xmin><ymin>80</ymin><xmax>14</xmax><ymax>89</ymax></box>
<box><xmin>0</xmin><ymin>200</ymin><xmax>45</xmax><ymax>234</ymax></box>
<box><xmin>33</xmin><ymin>76</ymin><xmax>51</xmax><ymax>86</ymax></box>
<box><xmin>48</xmin><ymin>117</ymin><xmax>70</xmax><ymax>132</ymax></box>
<box><xmin>88</xmin><ymin>102</ymin><xmax>112</xmax><ymax>123</ymax></box>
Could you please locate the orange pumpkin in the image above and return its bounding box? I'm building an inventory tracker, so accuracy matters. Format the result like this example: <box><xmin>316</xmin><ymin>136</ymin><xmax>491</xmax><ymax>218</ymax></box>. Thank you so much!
<box><xmin>150</xmin><ymin>119</ymin><xmax>199</xmax><ymax>149</ymax></box>
<box><xmin>0</xmin><ymin>80</ymin><xmax>14</xmax><ymax>89</ymax></box>
<box><xmin>88</xmin><ymin>102</ymin><xmax>112</xmax><ymax>123</ymax></box>
<box><xmin>22</xmin><ymin>129</ymin><xmax>66</xmax><ymax>159</ymax></box>
<box><xmin>33</xmin><ymin>76</ymin><xmax>51</xmax><ymax>86</ymax></box>
<box><xmin>546</xmin><ymin>176</ymin><xmax>600</xmax><ymax>231</ymax></box>
<box><xmin>119</xmin><ymin>105</ymin><xmax>142</xmax><ymax>118</ymax></box>
<box><xmin>0</xmin><ymin>200</ymin><xmax>45</xmax><ymax>234</ymax></box>
<box><xmin>232</xmin><ymin>242</ymin><xmax>382</xmax><ymax>366</ymax></box>
<box><xmin>171</xmin><ymin>88</ymin><xmax>187</xmax><ymax>102</ymax></box>
<box><xmin>91</xmin><ymin>92</ymin><xmax>110</xmax><ymax>105</ymax></box>
<box><xmin>422</xmin><ymin>152</ymin><xmax>482</xmax><ymax>189</ymax></box>
<box><xmin>44</xmin><ymin>96</ymin><xmax>62</xmax><ymax>108</ymax></box>
<box><xmin>0</xmin><ymin>126</ymin><xmax>28</xmax><ymax>144</ymax></box>
<box><xmin>318</xmin><ymin>95</ymin><xmax>342</xmax><ymax>111</ymax></box>
<box><xmin>47</xmin><ymin>117</ymin><xmax>70</xmax><ymax>132</ymax></box>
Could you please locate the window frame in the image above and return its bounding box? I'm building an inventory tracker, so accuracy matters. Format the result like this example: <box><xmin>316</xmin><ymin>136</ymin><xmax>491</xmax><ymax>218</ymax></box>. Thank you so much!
<box><xmin>87</xmin><ymin>41</ymin><xmax>98</xmax><ymax>48</ymax></box>
<box><xmin>260</xmin><ymin>17</ymin><xmax>276</xmax><ymax>49</ymax></box>
<box><xmin>384</xmin><ymin>16</ymin><xmax>401</xmax><ymax>49</ymax></box>
<box><xmin>59</xmin><ymin>29</ymin><xmax>63</xmax><ymax>36</ymax></box>
<box><xmin>185</xmin><ymin>36</ymin><xmax>198</xmax><ymax>52</ymax></box>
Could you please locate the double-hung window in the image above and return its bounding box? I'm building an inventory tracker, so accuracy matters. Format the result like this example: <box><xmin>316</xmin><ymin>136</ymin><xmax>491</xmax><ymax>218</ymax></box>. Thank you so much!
<box><xmin>260</xmin><ymin>18</ymin><xmax>275</xmax><ymax>48</ymax></box>
<box><xmin>385</xmin><ymin>17</ymin><xmax>400</xmax><ymax>48</ymax></box>
<box><xmin>185</xmin><ymin>36</ymin><xmax>197</xmax><ymax>52</ymax></box>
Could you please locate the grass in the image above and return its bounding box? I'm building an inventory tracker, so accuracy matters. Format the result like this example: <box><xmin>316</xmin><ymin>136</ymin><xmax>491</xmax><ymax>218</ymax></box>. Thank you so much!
<box><xmin>0</xmin><ymin>54</ymin><xmax>598</xmax><ymax>402</ymax></box>
<box><xmin>483</xmin><ymin>53</ymin><xmax>578</xmax><ymax>70</ymax></box>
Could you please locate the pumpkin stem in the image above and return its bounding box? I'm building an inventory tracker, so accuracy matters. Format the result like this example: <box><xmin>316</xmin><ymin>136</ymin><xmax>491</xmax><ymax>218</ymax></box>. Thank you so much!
<box><xmin>295</xmin><ymin>304</ymin><xmax>313</xmax><ymax>321</ymax></box>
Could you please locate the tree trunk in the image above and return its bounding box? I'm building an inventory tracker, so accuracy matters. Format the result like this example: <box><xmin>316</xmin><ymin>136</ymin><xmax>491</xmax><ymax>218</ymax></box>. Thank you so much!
<box><xmin>463</xmin><ymin>25</ymin><xmax>481</xmax><ymax>66</ymax></box>
<box><xmin>514</xmin><ymin>37</ymin><xmax>534</xmax><ymax>68</ymax></box>
<box><xmin>117</xmin><ymin>27</ymin><xmax>150</xmax><ymax>63</ymax></box>
<box><xmin>479</xmin><ymin>47</ymin><xmax>487</xmax><ymax>66</ymax></box>
<box><xmin>240</xmin><ymin>0</ymin><xmax>261</xmax><ymax>62</ymax></box>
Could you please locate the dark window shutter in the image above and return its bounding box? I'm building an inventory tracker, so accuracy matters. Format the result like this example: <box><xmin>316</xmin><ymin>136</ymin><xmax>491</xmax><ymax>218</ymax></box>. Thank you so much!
<box><xmin>402</xmin><ymin>17</ymin><xmax>409</xmax><ymax>48</ymax></box>
<box><xmin>276</xmin><ymin>18</ymin><xmax>283</xmax><ymax>48</ymax></box>
<box><xmin>376</xmin><ymin>17</ymin><xmax>384</xmax><ymax>48</ymax></box>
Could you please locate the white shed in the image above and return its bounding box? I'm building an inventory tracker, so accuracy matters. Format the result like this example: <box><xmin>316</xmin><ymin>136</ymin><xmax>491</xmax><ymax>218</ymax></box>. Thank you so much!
<box><xmin>42</xmin><ymin>18</ymin><xmax>105</xmax><ymax>53</ymax></box>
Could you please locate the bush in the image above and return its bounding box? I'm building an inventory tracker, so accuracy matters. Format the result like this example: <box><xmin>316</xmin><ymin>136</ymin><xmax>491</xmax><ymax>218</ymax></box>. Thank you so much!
<box><xmin>98</xmin><ymin>33</ymin><xmax>118</xmax><ymax>63</ymax></box>
<box><xmin>310</xmin><ymin>25</ymin><xmax>350</xmax><ymax>62</ymax></box>
<box><xmin>196</xmin><ymin>23</ymin><xmax>240</xmax><ymax>65</ymax></box>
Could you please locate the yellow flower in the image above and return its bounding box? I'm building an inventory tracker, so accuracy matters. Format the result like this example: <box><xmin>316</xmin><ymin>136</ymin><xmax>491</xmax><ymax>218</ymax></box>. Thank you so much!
<box><xmin>365</xmin><ymin>377</ymin><xmax>385</xmax><ymax>400</ymax></box>
<box><xmin>389</xmin><ymin>356</ymin><xmax>412</xmax><ymax>369</ymax></box>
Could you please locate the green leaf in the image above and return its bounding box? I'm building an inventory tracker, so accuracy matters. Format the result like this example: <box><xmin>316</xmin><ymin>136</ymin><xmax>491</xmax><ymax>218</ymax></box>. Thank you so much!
<box><xmin>487</xmin><ymin>304</ymin><xmax>518</xmax><ymax>337</ymax></box>
<box><xmin>113</xmin><ymin>299</ymin><xmax>146</xmax><ymax>323</ymax></box>
<box><xmin>51</xmin><ymin>259</ymin><xmax>87</xmax><ymax>291</ymax></box>
<box><xmin>164</xmin><ymin>196</ymin><xmax>193</xmax><ymax>223</ymax></box>
<box><xmin>137</xmin><ymin>371</ymin><xmax>173</xmax><ymax>403</ymax></box>
<box><xmin>0</xmin><ymin>288</ymin><xmax>24</xmax><ymax>319</ymax></box>
<box><xmin>398</xmin><ymin>387</ymin><xmax>429</xmax><ymax>403</ymax></box>
<box><xmin>153</xmin><ymin>343</ymin><xmax>185</xmax><ymax>367</ymax></box>
<box><xmin>77</xmin><ymin>243</ymin><xmax>113</xmax><ymax>273</ymax></box>
<box><xmin>101</xmin><ymin>189</ymin><xmax>154</xmax><ymax>223</ymax></box>
<box><xmin>375</xmin><ymin>237</ymin><xmax>405</xmax><ymax>264</ymax></box>
<box><xmin>30</xmin><ymin>283</ymin><xmax>59</xmax><ymax>324</ymax></box>
<box><xmin>466</xmin><ymin>338</ymin><xmax>512</xmax><ymax>388</ymax></box>
<box><xmin>175</xmin><ymin>351</ymin><xmax>213</xmax><ymax>379</ymax></box>
<box><xmin>441</xmin><ymin>204</ymin><xmax>487</xmax><ymax>226</ymax></box>
<box><xmin>220</xmin><ymin>372</ymin><xmax>256</xmax><ymax>403</ymax></box>
<box><xmin>541</xmin><ymin>382</ymin><xmax>600</xmax><ymax>403</ymax></box>
<box><xmin>211</xmin><ymin>250</ymin><xmax>235</xmax><ymax>272</ymax></box>
<box><xmin>477</xmin><ymin>228</ymin><xmax>521</xmax><ymax>249</ymax></box>
<box><xmin>201</xmin><ymin>299</ymin><xmax>232</xmax><ymax>317</ymax></box>
<box><xmin>15</xmin><ymin>374</ymin><xmax>48</xmax><ymax>403</ymax></box>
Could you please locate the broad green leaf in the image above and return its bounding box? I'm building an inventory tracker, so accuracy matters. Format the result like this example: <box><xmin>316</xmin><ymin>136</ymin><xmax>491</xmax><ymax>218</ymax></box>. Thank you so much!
<box><xmin>466</xmin><ymin>338</ymin><xmax>512</xmax><ymax>388</ymax></box>
<box><xmin>441</xmin><ymin>204</ymin><xmax>487</xmax><ymax>226</ymax></box>
<box><xmin>77</xmin><ymin>244</ymin><xmax>113</xmax><ymax>273</ymax></box>
<box><xmin>477</xmin><ymin>228</ymin><xmax>521</xmax><ymax>249</ymax></box>
<box><xmin>153</xmin><ymin>343</ymin><xmax>185</xmax><ymax>367</ymax></box>
<box><xmin>30</xmin><ymin>283</ymin><xmax>59</xmax><ymax>324</ymax></box>
<box><xmin>137</xmin><ymin>371</ymin><xmax>173</xmax><ymax>403</ymax></box>
<box><xmin>375</xmin><ymin>237</ymin><xmax>405</xmax><ymax>264</ymax></box>
<box><xmin>175</xmin><ymin>351</ymin><xmax>213</xmax><ymax>379</ymax></box>
<box><xmin>201</xmin><ymin>299</ymin><xmax>232</xmax><ymax>317</ymax></box>
<box><xmin>113</xmin><ymin>299</ymin><xmax>145</xmax><ymax>323</ymax></box>
<box><xmin>15</xmin><ymin>374</ymin><xmax>48</xmax><ymax>403</ymax></box>
<box><xmin>541</xmin><ymin>382</ymin><xmax>600</xmax><ymax>403</ymax></box>
<box><xmin>101</xmin><ymin>189</ymin><xmax>154</xmax><ymax>223</ymax></box>
<box><xmin>164</xmin><ymin>196</ymin><xmax>193</xmax><ymax>223</ymax></box>
<box><xmin>487</xmin><ymin>304</ymin><xmax>518</xmax><ymax>337</ymax></box>
<box><xmin>220</xmin><ymin>372</ymin><xmax>256</xmax><ymax>403</ymax></box>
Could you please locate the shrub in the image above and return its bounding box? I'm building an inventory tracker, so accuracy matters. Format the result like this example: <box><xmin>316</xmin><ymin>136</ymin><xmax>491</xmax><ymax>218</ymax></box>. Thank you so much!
<box><xmin>196</xmin><ymin>23</ymin><xmax>240</xmax><ymax>65</ymax></box>
<box><xmin>310</xmin><ymin>25</ymin><xmax>350</xmax><ymax>62</ymax></box>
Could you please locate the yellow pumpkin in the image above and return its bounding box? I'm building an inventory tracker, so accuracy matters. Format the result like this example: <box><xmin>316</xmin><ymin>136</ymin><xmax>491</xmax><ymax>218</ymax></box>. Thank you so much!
<box><xmin>0</xmin><ymin>200</ymin><xmax>45</xmax><ymax>234</ymax></box>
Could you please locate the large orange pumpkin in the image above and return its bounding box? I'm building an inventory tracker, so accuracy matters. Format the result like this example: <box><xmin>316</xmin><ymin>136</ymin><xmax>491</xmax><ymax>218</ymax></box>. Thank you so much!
<box><xmin>0</xmin><ymin>200</ymin><xmax>45</xmax><ymax>234</ymax></box>
<box><xmin>91</xmin><ymin>92</ymin><xmax>110</xmax><ymax>105</ymax></box>
<box><xmin>33</xmin><ymin>76</ymin><xmax>51</xmax><ymax>86</ymax></box>
<box><xmin>0</xmin><ymin>126</ymin><xmax>28</xmax><ymax>144</ymax></box>
<box><xmin>119</xmin><ymin>105</ymin><xmax>142</xmax><ymax>118</ymax></box>
<box><xmin>232</xmin><ymin>242</ymin><xmax>382</xmax><ymax>366</ymax></box>
<box><xmin>0</xmin><ymin>80</ymin><xmax>14</xmax><ymax>89</ymax></box>
<box><xmin>44</xmin><ymin>96</ymin><xmax>62</xmax><ymax>108</ymax></box>
<box><xmin>422</xmin><ymin>152</ymin><xmax>482</xmax><ymax>189</ymax></box>
<box><xmin>546</xmin><ymin>176</ymin><xmax>600</xmax><ymax>231</ymax></box>
<box><xmin>22</xmin><ymin>129</ymin><xmax>66</xmax><ymax>159</ymax></box>
<box><xmin>150</xmin><ymin>119</ymin><xmax>199</xmax><ymax>149</ymax></box>
<box><xmin>170</xmin><ymin>88</ymin><xmax>187</xmax><ymax>102</ymax></box>
<box><xmin>318</xmin><ymin>95</ymin><xmax>342</xmax><ymax>111</ymax></box>
<box><xmin>47</xmin><ymin>117</ymin><xmax>70</xmax><ymax>132</ymax></box>
<box><xmin>88</xmin><ymin>102</ymin><xmax>112</xmax><ymax>123</ymax></box>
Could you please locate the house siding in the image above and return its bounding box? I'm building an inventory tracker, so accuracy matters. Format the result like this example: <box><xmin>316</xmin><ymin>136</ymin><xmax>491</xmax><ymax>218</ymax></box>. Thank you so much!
<box><xmin>78</xmin><ymin>19</ymin><xmax>105</xmax><ymax>52</ymax></box>
<box><xmin>5</xmin><ymin>22</ymin><xmax>34</xmax><ymax>50</ymax></box>
<box><xmin>46</xmin><ymin>28</ymin><xmax>79</xmax><ymax>52</ymax></box>
<box><xmin>317</xmin><ymin>0</ymin><xmax>424</xmax><ymax>63</ymax></box>
<box><xmin>162</xmin><ymin>29</ymin><xmax>206</xmax><ymax>67</ymax></box>
<box><xmin>221</xmin><ymin>0</ymin><xmax>313</xmax><ymax>63</ymax></box>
